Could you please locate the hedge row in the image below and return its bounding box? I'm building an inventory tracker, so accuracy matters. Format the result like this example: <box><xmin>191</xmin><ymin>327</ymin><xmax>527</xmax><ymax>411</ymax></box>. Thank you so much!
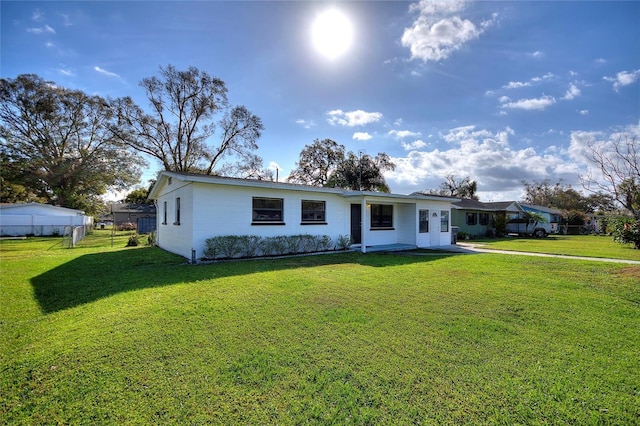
<box><xmin>203</xmin><ymin>234</ymin><xmax>352</xmax><ymax>260</ymax></box>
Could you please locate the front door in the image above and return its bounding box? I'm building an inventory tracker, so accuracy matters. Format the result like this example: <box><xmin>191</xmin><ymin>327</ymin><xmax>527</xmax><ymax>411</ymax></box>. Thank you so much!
<box><xmin>350</xmin><ymin>204</ymin><xmax>362</xmax><ymax>244</ymax></box>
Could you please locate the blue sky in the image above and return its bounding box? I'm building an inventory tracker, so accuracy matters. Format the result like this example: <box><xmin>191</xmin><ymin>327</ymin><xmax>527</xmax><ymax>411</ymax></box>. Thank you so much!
<box><xmin>2</xmin><ymin>1</ymin><xmax>639</xmax><ymax>201</ymax></box>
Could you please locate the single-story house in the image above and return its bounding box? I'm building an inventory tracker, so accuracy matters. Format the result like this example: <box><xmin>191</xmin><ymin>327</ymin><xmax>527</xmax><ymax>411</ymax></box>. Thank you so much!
<box><xmin>0</xmin><ymin>202</ymin><xmax>92</xmax><ymax>237</ymax></box>
<box><xmin>452</xmin><ymin>200</ymin><xmax>563</xmax><ymax>237</ymax></box>
<box><xmin>148</xmin><ymin>171</ymin><xmax>460</xmax><ymax>262</ymax></box>
<box><xmin>451</xmin><ymin>199</ymin><xmax>521</xmax><ymax>237</ymax></box>
<box><xmin>110</xmin><ymin>203</ymin><xmax>157</xmax><ymax>233</ymax></box>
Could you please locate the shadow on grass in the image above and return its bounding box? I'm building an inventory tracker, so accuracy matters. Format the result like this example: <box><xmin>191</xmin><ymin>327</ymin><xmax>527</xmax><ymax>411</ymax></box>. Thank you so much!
<box><xmin>31</xmin><ymin>246</ymin><xmax>459</xmax><ymax>314</ymax></box>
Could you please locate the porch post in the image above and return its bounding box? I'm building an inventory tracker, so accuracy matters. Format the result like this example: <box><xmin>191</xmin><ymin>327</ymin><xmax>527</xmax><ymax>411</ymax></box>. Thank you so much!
<box><xmin>361</xmin><ymin>196</ymin><xmax>367</xmax><ymax>253</ymax></box>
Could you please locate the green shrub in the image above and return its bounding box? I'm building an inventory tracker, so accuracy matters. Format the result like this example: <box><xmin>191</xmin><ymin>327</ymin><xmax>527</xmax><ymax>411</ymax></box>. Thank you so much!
<box><xmin>204</xmin><ymin>234</ymin><xmax>338</xmax><ymax>260</ymax></box>
<box><xmin>336</xmin><ymin>234</ymin><xmax>353</xmax><ymax>250</ymax></box>
<box><xmin>612</xmin><ymin>217</ymin><xmax>640</xmax><ymax>249</ymax></box>
<box><xmin>147</xmin><ymin>231</ymin><xmax>157</xmax><ymax>246</ymax></box>
<box><xmin>126</xmin><ymin>234</ymin><xmax>140</xmax><ymax>247</ymax></box>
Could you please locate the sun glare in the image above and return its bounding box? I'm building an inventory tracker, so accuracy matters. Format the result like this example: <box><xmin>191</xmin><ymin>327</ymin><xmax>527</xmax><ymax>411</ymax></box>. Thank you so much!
<box><xmin>311</xmin><ymin>8</ymin><xmax>353</xmax><ymax>60</ymax></box>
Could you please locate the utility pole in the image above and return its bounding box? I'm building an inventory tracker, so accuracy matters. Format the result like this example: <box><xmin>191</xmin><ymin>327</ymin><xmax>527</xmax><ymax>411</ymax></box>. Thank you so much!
<box><xmin>358</xmin><ymin>150</ymin><xmax>364</xmax><ymax>191</ymax></box>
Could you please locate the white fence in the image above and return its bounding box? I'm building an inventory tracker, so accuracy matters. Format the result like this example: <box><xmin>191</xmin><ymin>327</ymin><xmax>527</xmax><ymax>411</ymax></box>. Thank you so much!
<box><xmin>0</xmin><ymin>214</ymin><xmax>93</xmax><ymax>237</ymax></box>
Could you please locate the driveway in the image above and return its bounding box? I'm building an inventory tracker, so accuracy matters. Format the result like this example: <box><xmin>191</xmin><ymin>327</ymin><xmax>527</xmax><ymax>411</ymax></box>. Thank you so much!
<box><xmin>453</xmin><ymin>242</ymin><xmax>640</xmax><ymax>265</ymax></box>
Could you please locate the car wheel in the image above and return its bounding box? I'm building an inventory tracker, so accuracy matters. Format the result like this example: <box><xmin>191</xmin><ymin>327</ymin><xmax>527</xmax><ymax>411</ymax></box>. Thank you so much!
<box><xmin>534</xmin><ymin>228</ymin><xmax>546</xmax><ymax>238</ymax></box>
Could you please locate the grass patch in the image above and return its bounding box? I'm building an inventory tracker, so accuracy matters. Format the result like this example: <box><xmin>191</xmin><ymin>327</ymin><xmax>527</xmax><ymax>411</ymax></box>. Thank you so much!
<box><xmin>2</xmin><ymin>232</ymin><xmax>639</xmax><ymax>424</ymax></box>
<box><xmin>471</xmin><ymin>234</ymin><xmax>640</xmax><ymax>261</ymax></box>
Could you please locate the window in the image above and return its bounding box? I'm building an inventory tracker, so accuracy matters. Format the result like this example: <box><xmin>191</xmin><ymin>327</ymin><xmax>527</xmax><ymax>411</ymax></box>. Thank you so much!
<box><xmin>466</xmin><ymin>212</ymin><xmax>478</xmax><ymax>225</ymax></box>
<box><xmin>301</xmin><ymin>200</ymin><xmax>326</xmax><ymax>223</ymax></box>
<box><xmin>419</xmin><ymin>209</ymin><xmax>429</xmax><ymax>233</ymax></box>
<box><xmin>479</xmin><ymin>213</ymin><xmax>489</xmax><ymax>226</ymax></box>
<box><xmin>371</xmin><ymin>204</ymin><xmax>393</xmax><ymax>229</ymax></box>
<box><xmin>174</xmin><ymin>197</ymin><xmax>181</xmax><ymax>225</ymax></box>
<box><xmin>162</xmin><ymin>201</ymin><xmax>167</xmax><ymax>225</ymax></box>
<box><xmin>252</xmin><ymin>197</ymin><xmax>284</xmax><ymax>223</ymax></box>
<box><xmin>440</xmin><ymin>210</ymin><xmax>449</xmax><ymax>232</ymax></box>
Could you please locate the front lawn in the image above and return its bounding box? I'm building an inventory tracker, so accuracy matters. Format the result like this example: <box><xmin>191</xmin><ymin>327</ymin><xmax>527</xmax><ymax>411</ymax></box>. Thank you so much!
<box><xmin>471</xmin><ymin>234</ymin><xmax>640</xmax><ymax>261</ymax></box>
<box><xmin>1</xmin><ymin>233</ymin><xmax>639</xmax><ymax>424</ymax></box>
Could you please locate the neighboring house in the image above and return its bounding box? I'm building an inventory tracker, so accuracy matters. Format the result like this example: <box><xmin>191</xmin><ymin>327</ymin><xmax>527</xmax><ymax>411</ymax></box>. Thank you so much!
<box><xmin>0</xmin><ymin>202</ymin><xmax>92</xmax><ymax>237</ymax></box>
<box><xmin>110</xmin><ymin>203</ymin><xmax>157</xmax><ymax>233</ymax></box>
<box><xmin>148</xmin><ymin>171</ymin><xmax>459</xmax><ymax>262</ymax></box>
<box><xmin>452</xmin><ymin>200</ymin><xmax>563</xmax><ymax>237</ymax></box>
<box><xmin>451</xmin><ymin>199</ymin><xmax>521</xmax><ymax>237</ymax></box>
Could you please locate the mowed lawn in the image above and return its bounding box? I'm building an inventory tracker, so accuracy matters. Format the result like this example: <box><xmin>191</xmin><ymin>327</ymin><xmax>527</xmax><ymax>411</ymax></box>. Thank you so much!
<box><xmin>1</xmin><ymin>232</ymin><xmax>639</xmax><ymax>424</ymax></box>
<box><xmin>472</xmin><ymin>234</ymin><xmax>640</xmax><ymax>261</ymax></box>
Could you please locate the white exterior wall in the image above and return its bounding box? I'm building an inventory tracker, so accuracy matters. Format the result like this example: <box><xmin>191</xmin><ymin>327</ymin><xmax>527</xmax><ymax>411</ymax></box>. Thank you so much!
<box><xmin>188</xmin><ymin>183</ymin><xmax>351</xmax><ymax>260</ymax></box>
<box><xmin>155</xmin><ymin>180</ymin><xmax>195</xmax><ymax>260</ymax></box>
<box><xmin>396</xmin><ymin>204</ymin><xmax>416</xmax><ymax>245</ymax></box>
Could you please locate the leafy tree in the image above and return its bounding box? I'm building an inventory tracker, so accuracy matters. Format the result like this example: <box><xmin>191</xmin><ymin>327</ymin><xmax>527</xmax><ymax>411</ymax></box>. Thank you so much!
<box><xmin>521</xmin><ymin>179</ymin><xmax>586</xmax><ymax>211</ymax></box>
<box><xmin>580</xmin><ymin>133</ymin><xmax>640</xmax><ymax>219</ymax></box>
<box><xmin>422</xmin><ymin>174</ymin><xmax>478</xmax><ymax>199</ymax></box>
<box><xmin>287</xmin><ymin>140</ymin><xmax>395</xmax><ymax>192</ymax></box>
<box><xmin>287</xmin><ymin>139</ymin><xmax>345</xmax><ymax>186</ymax></box>
<box><xmin>523</xmin><ymin>210</ymin><xmax>549</xmax><ymax>232</ymax></box>
<box><xmin>0</xmin><ymin>74</ymin><xmax>142</xmax><ymax>215</ymax></box>
<box><xmin>110</xmin><ymin>65</ymin><xmax>264</xmax><ymax>175</ymax></box>
<box><xmin>124</xmin><ymin>188</ymin><xmax>152</xmax><ymax>204</ymax></box>
<box><xmin>327</xmin><ymin>152</ymin><xmax>395</xmax><ymax>192</ymax></box>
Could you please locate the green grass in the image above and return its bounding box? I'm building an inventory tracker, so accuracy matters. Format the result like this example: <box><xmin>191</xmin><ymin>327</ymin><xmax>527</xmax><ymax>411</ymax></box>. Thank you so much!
<box><xmin>2</xmin><ymin>231</ymin><xmax>639</xmax><ymax>424</ymax></box>
<box><xmin>471</xmin><ymin>234</ymin><xmax>640</xmax><ymax>261</ymax></box>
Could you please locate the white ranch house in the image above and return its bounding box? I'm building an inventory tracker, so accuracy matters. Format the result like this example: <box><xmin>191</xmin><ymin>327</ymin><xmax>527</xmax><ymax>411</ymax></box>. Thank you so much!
<box><xmin>148</xmin><ymin>171</ymin><xmax>459</xmax><ymax>262</ymax></box>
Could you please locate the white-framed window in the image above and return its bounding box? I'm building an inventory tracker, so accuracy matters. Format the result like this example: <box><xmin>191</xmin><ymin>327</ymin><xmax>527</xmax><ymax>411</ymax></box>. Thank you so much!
<box><xmin>419</xmin><ymin>209</ymin><xmax>429</xmax><ymax>233</ymax></box>
<box><xmin>440</xmin><ymin>210</ymin><xmax>449</xmax><ymax>232</ymax></box>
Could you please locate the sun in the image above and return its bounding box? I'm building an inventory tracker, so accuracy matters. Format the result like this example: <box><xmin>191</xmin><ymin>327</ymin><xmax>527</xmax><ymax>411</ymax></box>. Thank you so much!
<box><xmin>311</xmin><ymin>8</ymin><xmax>353</xmax><ymax>60</ymax></box>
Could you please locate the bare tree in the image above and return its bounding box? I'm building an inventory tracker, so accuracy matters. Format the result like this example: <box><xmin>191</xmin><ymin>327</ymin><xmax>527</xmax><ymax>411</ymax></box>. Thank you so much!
<box><xmin>580</xmin><ymin>133</ymin><xmax>640</xmax><ymax>219</ymax></box>
<box><xmin>424</xmin><ymin>174</ymin><xmax>478</xmax><ymax>199</ymax></box>
<box><xmin>111</xmin><ymin>65</ymin><xmax>263</xmax><ymax>174</ymax></box>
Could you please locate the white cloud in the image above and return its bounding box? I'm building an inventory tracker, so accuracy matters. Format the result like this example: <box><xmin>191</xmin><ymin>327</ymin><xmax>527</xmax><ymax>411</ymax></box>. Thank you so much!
<box><xmin>295</xmin><ymin>119</ymin><xmax>316</xmax><ymax>129</ymax></box>
<box><xmin>502</xmin><ymin>73</ymin><xmax>555</xmax><ymax>90</ymax></box>
<box><xmin>94</xmin><ymin>66</ymin><xmax>121</xmax><ymax>78</ymax></box>
<box><xmin>401</xmin><ymin>140</ymin><xmax>427</xmax><ymax>150</ymax></box>
<box><xmin>531</xmin><ymin>51</ymin><xmax>543</xmax><ymax>58</ymax></box>
<box><xmin>501</xmin><ymin>95</ymin><xmax>556</xmax><ymax>111</ymax></box>
<box><xmin>503</xmin><ymin>81</ymin><xmax>531</xmax><ymax>89</ymax></box>
<box><xmin>326</xmin><ymin>109</ymin><xmax>383</xmax><ymax>127</ymax></box>
<box><xmin>603</xmin><ymin>69</ymin><xmax>640</xmax><ymax>92</ymax></box>
<box><xmin>32</xmin><ymin>9</ymin><xmax>44</xmax><ymax>21</ymax></box>
<box><xmin>27</xmin><ymin>24</ymin><xmax>55</xmax><ymax>34</ymax></box>
<box><xmin>61</xmin><ymin>14</ymin><xmax>72</xmax><ymax>26</ymax></box>
<box><xmin>531</xmin><ymin>72</ymin><xmax>555</xmax><ymax>82</ymax></box>
<box><xmin>268</xmin><ymin>161</ymin><xmax>281</xmax><ymax>171</ymax></box>
<box><xmin>579</xmin><ymin>110</ymin><xmax>589</xmax><ymax>116</ymax></box>
<box><xmin>353</xmin><ymin>132</ymin><xmax>373</xmax><ymax>141</ymax></box>
<box><xmin>401</xmin><ymin>0</ymin><xmax>497</xmax><ymax>62</ymax></box>
<box><xmin>58</xmin><ymin>67</ymin><xmax>75</xmax><ymax>77</ymax></box>
<box><xmin>561</xmin><ymin>83</ymin><xmax>581</xmax><ymax>100</ymax></box>
<box><xmin>385</xmin><ymin>125</ymin><xmax>579</xmax><ymax>199</ymax></box>
<box><xmin>388</xmin><ymin>129</ymin><xmax>422</xmax><ymax>139</ymax></box>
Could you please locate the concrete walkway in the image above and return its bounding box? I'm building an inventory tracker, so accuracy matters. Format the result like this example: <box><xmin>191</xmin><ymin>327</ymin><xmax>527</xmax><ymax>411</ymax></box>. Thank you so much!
<box><xmin>450</xmin><ymin>242</ymin><xmax>640</xmax><ymax>265</ymax></box>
